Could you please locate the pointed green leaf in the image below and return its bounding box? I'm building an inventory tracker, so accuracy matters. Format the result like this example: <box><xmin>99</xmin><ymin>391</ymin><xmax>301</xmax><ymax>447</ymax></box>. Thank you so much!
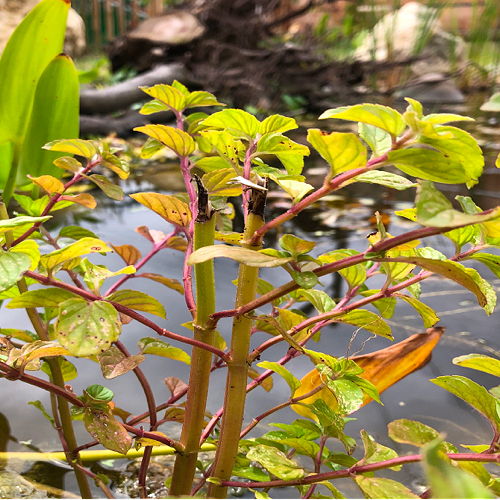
<box><xmin>358</xmin><ymin>122</ymin><xmax>392</xmax><ymax>156</ymax></box>
<box><xmin>188</xmin><ymin>245</ymin><xmax>293</xmax><ymax>267</ymax></box>
<box><xmin>43</xmin><ymin>139</ymin><xmax>97</xmax><ymax>158</ymax></box>
<box><xmin>0</xmin><ymin>216</ymin><xmax>51</xmax><ymax>233</ymax></box>
<box><xmin>185</xmin><ymin>90</ymin><xmax>224</xmax><ymax>109</ymax></box>
<box><xmin>335</xmin><ymin>310</ymin><xmax>392</xmax><ymax>339</ymax></box>
<box><xmin>41</xmin><ymin>237</ymin><xmax>111</xmax><ymax>271</ymax></box>
<box><xmin>453</xmin><ymin>354</ymin><xmax>500</xmax><ymax>377</ymax></box>
<box><xmin>140</xmin><ymin>84</ymin><xmax>186</xmax><ymax>112</ymax></box>
<box><xmin>134</xmin><ymin>125</ymin><xmax>195</xmax><ymax>156</ymax></box>
<box><xmin>55</xmin><ymin>299</ymin><xmax>122</xmax><ymax>357</ymax></box>
<box><xmin>320</xmin><ymin>104</ymin><xmax>405</xmax><ymax>136</ymax></box>
<box><xmin>58</xmin><ymin>226</ymin><xmax>99</xmax><ymax>241</ymax></box>
<box><xmin>431</xmin><ymin>376</ymin><xmax>500</xmax><ymax>431</ymax></box>
<box><xmin>307</xmin><ymin>129</ymin><xmax>367</xmax><ymax>179</ymax></box>
<box><xmin>138</xmin><ymin>337</ymin><xmax>190</xmax><ymax>365</ymax></box>
<box><xmin>354</xmin><ymin>476</ymin><xmax>419</xmax><ymax>499</ymax></box>
<box><xmin>257</xmin><ymin>361</ymin><xmax>300</xmax><ymax>394</ymax></box>
<box><xmin>355</xmin><ymin>170</ymin><xmax>416</xmax><ymax>190</ymax></box>
<box><xmin>256</xmin><ymin>134</ymin><xmax>309</xmax><ymax>176</ymax></box>
<box><xmin>388</xmin><ymin>149</ymin><xmax>468</xmax><ymax>184</ymax></box>
<box><xmin>358</xmin><ymin>430</ymin><xmax>399</xmax><ymax>469</ymax></box>
<box><xmin>395</xmin><ymin>294</ymin><xmax>439</xmax><ymax>327</ymax></box>
<box><xmin>388</xmin><ymin>419</ymin><xmax>446</xmax><ymax>447</ymax></box>
<box><xmin>259</xmin><ymin>115</ymin><xmax>298</xmax><ymax>135</ymax></box>
<box><xmin>7</xmin><ymin>288</ymin><xmax>78</xmax><ymax>309</ymax></box>
<box><xmin>295</xmin><ymin>289</ymin><xmax>336</xmax><ymax>313</ymax></box>
<box><xmin>202</xmin><ymin>168</ymin><xmax>242</xmax><ymax>197</ymax></box>
<box><xmin>18</xmin><ymin>54</ymin><xmax>79</xmax><ymax>180</ymax></box>
<box><xmin>271</xmin><ymin>177</ymin><xmax>314</xmax><ymax>203</ymax></box>
<box><xmin>466</xmin><ymin>253</ymin><xmax>500</xmax><ymax>279</ymax></box>
<box><xmin>107</xmin><ymin>290</ymin><xmax>166</xmax><ymax>319</ymax></box>
<box><xmin>88</xmin><ymin>174</ymin><xmax>124</xmax><ymax>201</ymax></box>
<box><xmin>246</xmin><ymin>444</ymin><xmax>305</xmax><ymax>480</ymax></box>
<box><xmin>202</xmin><ymin>109</ymin><xmax>260</xmax><ymax>138</ymax></box>
<box><xmin>422</xmin><ymin>113</ymin><xmax>474</xmax><ymax>125</ymax></box>
<box><xmin>0</xmin><ymin>251</ymin><xmax>31</xmax><ymax>292</ymax></box>
<box><xmin>318</xmin><ymin>249</ymin><xmax>366</xmax><ymax>287</ymax></box>
<box><xmin>279</xmin><ymin>234</ymin><xmax>316</xmax><ymax>256</ymax></box>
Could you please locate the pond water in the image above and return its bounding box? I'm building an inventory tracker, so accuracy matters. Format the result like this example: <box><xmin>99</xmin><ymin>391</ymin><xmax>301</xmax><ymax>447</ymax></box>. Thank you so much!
<box><xmin>0</xmin><ymin>97</ymin><xmax>499</xmax><ymax>498</ymax></box>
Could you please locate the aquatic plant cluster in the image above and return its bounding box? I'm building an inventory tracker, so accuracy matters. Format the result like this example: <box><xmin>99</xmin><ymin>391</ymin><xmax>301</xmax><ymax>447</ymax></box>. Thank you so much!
<box><xmin>0</xmin><ymin>1</ymin><xmax>499</xmax><ymax>498</ymax></box>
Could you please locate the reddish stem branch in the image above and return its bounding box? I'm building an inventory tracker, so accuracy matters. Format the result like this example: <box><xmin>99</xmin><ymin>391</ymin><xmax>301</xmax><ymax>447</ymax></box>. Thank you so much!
<box><xmin>24</xmin><ymin>271</ymin><xmax>228</xmax><ymax>361</ymax></box>
<box><xmin>221</xmin><ymin>453</ymin><xmax>500</xmax><ymax>489</ymax></box>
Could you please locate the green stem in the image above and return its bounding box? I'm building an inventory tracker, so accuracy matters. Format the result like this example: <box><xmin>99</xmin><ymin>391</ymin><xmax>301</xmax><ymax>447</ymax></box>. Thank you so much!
<box><xmin>208</xmin><ymin>199</ymin><xmax>265</xmax><ymax>499</ymax></box>
<box><xmin>170</xmin><ymin>205</ymin><xmax>217</xmax><ymax>496</ymax></box>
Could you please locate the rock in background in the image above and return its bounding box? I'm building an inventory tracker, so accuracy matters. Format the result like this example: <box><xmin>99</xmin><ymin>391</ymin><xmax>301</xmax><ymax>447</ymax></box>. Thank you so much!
<box><xmin>0</xmin><ymin>0</ymin><xmax>86</xmax><ymax>57</ymax></box>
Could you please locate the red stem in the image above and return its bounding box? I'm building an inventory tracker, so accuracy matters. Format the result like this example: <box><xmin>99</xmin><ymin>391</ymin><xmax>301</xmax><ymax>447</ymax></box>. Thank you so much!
<box><xmin>221</xmin><ymin>453</ymin><xmax>500</xmax><ymax>489</ymax></box>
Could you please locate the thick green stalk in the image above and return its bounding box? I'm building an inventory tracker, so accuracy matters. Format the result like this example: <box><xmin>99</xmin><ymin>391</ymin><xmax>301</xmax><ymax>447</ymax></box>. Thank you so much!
<box><xmin>208</xmin><ymin>190</ymin><xmax>266</xmax><ymax>498</ymax></box>
<box><xmin>170</xmin><ymin>203</ymin><xmax>216</xmax><ymax>496</ymax></box>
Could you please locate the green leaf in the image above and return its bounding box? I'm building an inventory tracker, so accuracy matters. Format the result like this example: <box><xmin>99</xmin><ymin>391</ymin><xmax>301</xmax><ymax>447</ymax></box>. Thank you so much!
<box><xmin>358</xmin><ymin>122</ymin><xmax>392</xmax><ymax>156</ymax></box>
<box><xmin>107</xmin><ymin>290</ymin><xmax>166</xmax><ymax>319</ymax></box>
<box><xmin>423</xmin><ymin>438</ymin><xmax>495</xmax><ymax>498</ymax></box>
<box><xmin>0</xmin><ymin>251</ymin><xmax>31</xmax><ymax>292</ymax></box>
<box><xmin>43</xmin><ymin>139</ymin><xmax>97</xmax><ymax>158</ymax></box>
<box><xmin>202</xmin><ymin>109</ymin><xmax>260</xmax><ymax>138</ymax></box>
<box><xmin>53</xmin><ymin>156</ymin><xmax>82</xmax><ymax>173</ymax></box>
<box><xmin>360</xmin><ymin>290</ymin><xmax>396</xmax><ymax>319</ymax></box>
<box><xmin>388</xmin><ymin>419</ymin><xmax>441</xmax><ymax>447</ymax></box>
<box><xmin>58</xmin><ymin>226</ymin><xmax>99</xmax><ymax>241</ymax></box>
<box><xmin>279</xmin><ymin>234</ymin><xmax>316</xmax><ymax>256</ymax></box>
<box><xmin>84</xmin><ymin>384</ymin><xmax>114</xmax><ymax>404</ymax></box>
<box><xmin>41</xmin><ymin>237</ymin><xmax>112</xmax><ymax>272</ymax></box>
<box><xmin>88</xmin><ymin>174</ymin><xmax>124</xmax><ymax>201</ymax></box>
<box><xmin>202</xmin><ymin>168</ymin><xmax>242</xmax><ymax>197</ymax></box>
<box><xmin>420</xmin><ymin>126</ymin><xmax>484</xmax><ymax>188</ymax></box>
<box><xmin>55</xmin><ymin>299</ymin><xmax>122</xmax><ymax>357</ymax></box>
<box><xmin>232</xmin><ymin>467</ymin><xmax>270</xmax><ymax>482</ymax></box>
<box><xmin>138</xmin><ymin>337</ymin><xmax>191</xmax><ymax>365</ymax></box>
<box><xmin>259</xmin><ymin>115</ymin><xmax>298</xmax><ymax>135</ymax></box>
<box><xmin>18</xmin><ymin>54</ymin><xmax>79</xmax><ymax>180</ymax></box>
<box><xmin>355</xmin><ymin>170</ymin><xmax>416</xmax><ymax>190</ymax></box>
<box><xmin>41</xmin><ymin>358</ymin><xmax>77</xmax><ymax>382</ymax></box>
<box><xmin>416</xmin><ymin>181</ymin><xmax>500</xmax><ymax>230</ymax></box>
<box><xmin>84</xmin><ymin>408</ymin><xmax>132</xmax><ymax>455</ymax></box>
<box><xmin>290</xmin><ymin>270</ymin><xmax>319</xmax><ymax>289</ymax></box>
<box><xmin>188</xmin><ymin>244</ymin><xmax>293</xmax><ymax>267</ymax></box>
<box><xmin>395</xmin><ymin>294</ymin><xmax>440</xmax><ymax>327</ymax></box>
<box><xmin>335</xmin><ymin>310</ymin><xmax>392</xmax><ymax>339</ymax></box>
<box><xmin>28</xmin><ymin>400</ymin><xmax>54</xmax><ymax>426</ymax></box>
<box><xmin>0</xmin><ymin>216</ymin><xmax>51</xmax><ymax>233</ymax></box>
<box><xmin>295</xmin><ymin>289</ymin><xmax>335</xmax><ymax>313</ymax></box>
<box><xmin>422</xmin><ymin>113</ymin><xmax>475</xmax><ymax>125</ymax></box>
<box><xmin>246</xmin><ymin>444</ymin><xmax>305</xmax><ymax>480</ymax></box>
<box><xmin>256</xmin><ymin>134</ymin><xmax>309</xmax><ymax>176</ymax></box>
<box><xmin>319</xmin><ymin>104</ymin><xmax>405</xmax><ymax>136</ymax></box>
<box><xmin>139</xmin><ymin>99</ymin><xmax>169</xmax><ymax>115</ymax></box>
<box><xmin>354</xmin><ymin>476</ymin><xmax>419</xmax><ymax>499</ymax></box>
<box><xmin>0</xmin><ymin>0</ymin><xmax>69</xmax><ymax>187</ymax></box>
<box><xmin>257</xmin><ymin>361</ymin><xmax>300</xmax><ymax>394</ymax></box>
<box><xmin>388</xmin><ymin>149</ymin><xmax>469</xmax><ymax>184</ymax></box>
<box><xmin>307</xmin><ymin>129</ymin><xmax>367</xmax><ymax>179</ymax></box>
<box><xmin>140</xmin><ymin>84</ymin><xmax>186</xmax><ymax>112</ymax></box>
<box><xmin>140</xmin><ymin>137</ymin><xmax>164</xmax><ymax>159</ymax></box>
<box><xmin>130</xmin><ymin>192</ymin><xmax>191</xmax><ymax>228</ymax></box>
<box><xmin>318</xmin><ymin>249</ymin><xmax>366</xmax><ymax>287</ymax></box>
<box><xmin>7</xmin><ymin>288</ymin><xmax>78</xmax><ymax>309</ymax></box>
<box><xmin>270</xmin><ymin>177</ymin><xmax>314</xmax><ymax>203</ymax></box>
<box><xmin>453</xmin><ymin>354</ymin><xmax>500</xmax><ymax>377</ymax></box>
<box><xmin>98</xmin><ymin>345</ymin><xmax>145</xmax><ymax>379</ymax></box>
<box><xmin>358</xmin><ymin>430</ymin><xmax>399</xmax><ymax>469</ymax></box>
<box><xmin>185</xmin><ymin>90</ymin><xmax>224</xmax><ymax>109</ymax></box>
<box><xmin>466</xmin><ymin>253</ymin><xmax>500</xmax><ymax>279</ymax></box>
<box><xmin>480</xmin><ymin>92</ymin><xmax>500</xmax><ymax>112</ymax></box>
<box><xmin>431</xmin><ymin>375</ymin><xmax>500</xmax><ymax>431</ymax></box>
<box><xmin>134</xmin><ymin>125</ymin><xmax>195</xmax><ymax>156</ymax></box>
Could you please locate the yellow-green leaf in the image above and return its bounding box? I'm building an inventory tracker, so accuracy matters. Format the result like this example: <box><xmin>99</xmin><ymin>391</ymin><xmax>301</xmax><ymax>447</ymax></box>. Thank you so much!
<box><xmin>139</xmin><ymin>273</ymin><xmax>184</xmax><ymax>295</ymax></box>
<box><xmin>319</xmin><ymin>104</ymin><xmax>406</xmax><ymax>136</ymax></box>
<box><xmin>84</xmin><ymin>408</ymin><xmax>132</xmax><ymax>454</ymax></box>
<box><xmin>108</xmin><ymin>289</ymin><xmax>166</xmax><ymax>319</ymax></box>
<box><xmin>28</xmin><ymin>175</ymin><xmax>64</xmax><ymax>194</ymax></box>
<box><xmin>138</xmin><ymin>337</ymin><xmax>190</xmax><ymax>365</ymax></box>
<box><xmin>7</xmin><ymin>288</ymin><xmax>78</xmax><ymax>309</ymax></box>
<box><xmin>202</xmin><ymin>168</ymin><xmax>242</xmax><ymax>196</ymax></box>
<box><xmin>139</xmin><ymin>84</ymin><xmax>186</xmax><ymax>112</ymax></box>
<box><xmin>188</xmin><ymin>244</ymin><xmax>293</xmax><ymax>267</ymax></box>
<box><xmin>453</xmin><ymin>354</ymin><xmax>500</xmax><ymax>377</ymax></box>
<box><xmin>130</xmin><ymin>192</ymin><xmax>191</xmax><ymax>228</ymax></box>
<box><xmin>43</xmin><ymin>139</ymin><xmax>97</xmax><ymax>158</ymax></box>
<box><xmin>133</xmin><ymin>125</ymin><xmax>195</xmax><ymax>156</ymax></box>
<box><xmin>354</xmin><ymin>476</ymin><xmax>419</xmax><ymax>499</ymax></box>
<box><xmin>0</xmin><ymin>250</ymin><xmax>31</xmax><ymax>292</ymax></box>
<box><xmin>202</xmin><ymin>108</ymin><xmax>260</xmax><ymax>138</ymax></box>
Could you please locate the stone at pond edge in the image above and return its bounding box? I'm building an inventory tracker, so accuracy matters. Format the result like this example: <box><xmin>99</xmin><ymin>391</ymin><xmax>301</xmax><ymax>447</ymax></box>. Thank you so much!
<box><xmin>0</xmin><ymin>470</ymin><xmax>48</xmax><ymax>499</ymax></box>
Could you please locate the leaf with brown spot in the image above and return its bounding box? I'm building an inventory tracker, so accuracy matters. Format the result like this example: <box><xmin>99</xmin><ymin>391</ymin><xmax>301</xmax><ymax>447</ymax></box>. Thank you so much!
<box><xmin>130</xmin><ymin>192</ymin><xmax>191</xmax><ymax>228</ymax></box>
<box><xmin>84</xmin><ymin>408</ymin><xmax>132</xmax><ymax>454</ymax></box>
<box><xmin>97</xmin><ymin>345</ymin><xmax>145</xmax><ymax>379</ymax></box>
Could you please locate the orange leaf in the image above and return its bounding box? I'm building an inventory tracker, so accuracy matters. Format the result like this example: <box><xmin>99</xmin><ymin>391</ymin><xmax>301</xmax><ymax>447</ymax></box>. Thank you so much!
<box><xmin>293</xmin><ymin>327</ymin><xmax>443</xmax><ymax>418</ymax></box>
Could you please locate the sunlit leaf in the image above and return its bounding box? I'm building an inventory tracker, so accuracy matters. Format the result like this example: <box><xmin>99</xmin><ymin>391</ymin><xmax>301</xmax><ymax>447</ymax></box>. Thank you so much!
<box><xmin>58</xmin><ymin>225</ymin><xmax>98</xmax><ymax>241</ymax></box>
<box><xmin>53</xmin><ymin>156</ymin><xmax>82</xmax><ymax>173</ymax></box>
<box><xmin>271</xmin><ymin>177</ymin><xmax>314</xmax><ymax>203</ymax></box>
<box><xmin>319</xmin><ymin>249</ymin><xmax>366</xmax><ymax>287</ymax></box>
<box><xmin>335</xmin><ymin>309</ymin><xmax>392</xmax><ymax>339</ymax></box>
<box><xmin>202</xmin><ymin>168</ymin><xmax>242</xmax><ymax>196</ymax></box>
<box><xmin>0</xmin><ymin>251</ymin><xmax>31</xmax><ymax>292</ymax></box>
<box><xmin>130</xmin><ymin>192</ymin><xmax>191</xmax><ymax>228</ymax></box>
<box><xmin>138</xmin><ymin>337</ymin><xmax>190</xmax><ymax>365</ymax></box>
<box><xmin>43</xmin><ymin>139</ymin><xmax>97</xmax><ymax>158</ymax></box>
<box><xmin>256</xmin><ymin>134</ymin><xmax>309</xmax><ymax>176</ymax></box>
<box><xmin>60</xmin><ymin>193</ymin><xmax>97</xmax><ymax>209</ymax></box>
<box><xmin>358</xmin><ymin>430</ymin><xmax>399</xmax><ymax>469</ymax></box>
<box><xmin>259</xmin><ymin>115</ymin><xmax>298</xmax><ymax>135</ymax></box>
<box><xmin>110</xmin><ymin>244</ymin><xmax>141</xmax><ymax>266</ymax></box>
<box><xmin>108</xmin><ymin>290</ymin><xmax>166</xmax><ymax>319</ymax></box>
<box><xmin>140</xmin><ymin>83</ymin><xmax>186</xmax><ymax>112</ymax></box>
<box><xmin>354</xmin><ymin>476</ymin><xmax>419</xmax><ymax>499</ymax></box>
<box><xmin>320</xmin><ymin>103</ymin><xmax>405</xmax><ymax>136</ymax></box>
<box><xmin>55</xmin><ymin>299</ymin><xmax>122</xmax><ymax>357</ymax></box>
<box><xmin>246</xmin><ymin>444</ymin><xmax>305</xmax><ymax>480</ymax></box>
<box><xmin>134</xmin><ymin>125</ymin><xmax>195</xmax><ymax>156</ymax></box>
<box><xmin>358</xmin><ymin>122</ymin><xmax>392</xmax><ymax>156</ymax></box>
<box><xmin>41</xmin><ymin>237</ymin><xmax>111</xmax><ymax>271</ymax></box>
<box><xmin>0</xmin><ymin>215</ymin><xmax>51</xmax><ymax>233</ymax></box>
<box><xmin>279</xmin><ymin>234</ymin><xmax>316</xmax><ymax>256</ymax></box>
<box><xmin>257</xmin><ymin>361</ymin><xmax>300</xmax><ymax>394</ymax></box>
<box><xmin>202</xmin><ymin>108</ymin><xmax>260</xmax><ymax>138</ymax></box>
<box><xmin>7</xmin><ymin>288</ymin><xmax>78</xmax><ymax>309</ymax></box>
<box><xmin>307</xmin><ymin>129</ymin><xmax>367</xmax><ymax>179</ymax></box>
<box><xmin>185</xmin><ymin>90</ymin><xmax>224</xmax><ymax>109</ymax></box>
<box><xmin>188</xmin><ymin>244</ymin><xmax>293</xmax><ymax>267</ymax></box>
<box><xmin>431</xmin><ymin>375</ymin><xmax>500</xmax><ymax>431</ymax></box>
<box><xmin>453</xmin><ymin>354</ymin><xmax>500</xmax><ymax>377</ymax></box>
<box><xmin>295</xmin><ymin>289</ymin><xmax>335</xmax><ymax>313</ymax></box>
<box><xmin>395</xmin><ymin>294</ymin><xmax>439</xmax><ymax>327</ymax></box>
<box><xmin>355</xmin><ymin>170</ymin><xmax>416</xmax><ymax>190</ymax></box>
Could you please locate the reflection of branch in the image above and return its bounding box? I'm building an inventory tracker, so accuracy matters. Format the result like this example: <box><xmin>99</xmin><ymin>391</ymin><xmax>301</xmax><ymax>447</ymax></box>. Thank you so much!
<box><xmin>221</xmin><ymin>453</ymin><xmax>500</xmax><ymax>489</ymax></box>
